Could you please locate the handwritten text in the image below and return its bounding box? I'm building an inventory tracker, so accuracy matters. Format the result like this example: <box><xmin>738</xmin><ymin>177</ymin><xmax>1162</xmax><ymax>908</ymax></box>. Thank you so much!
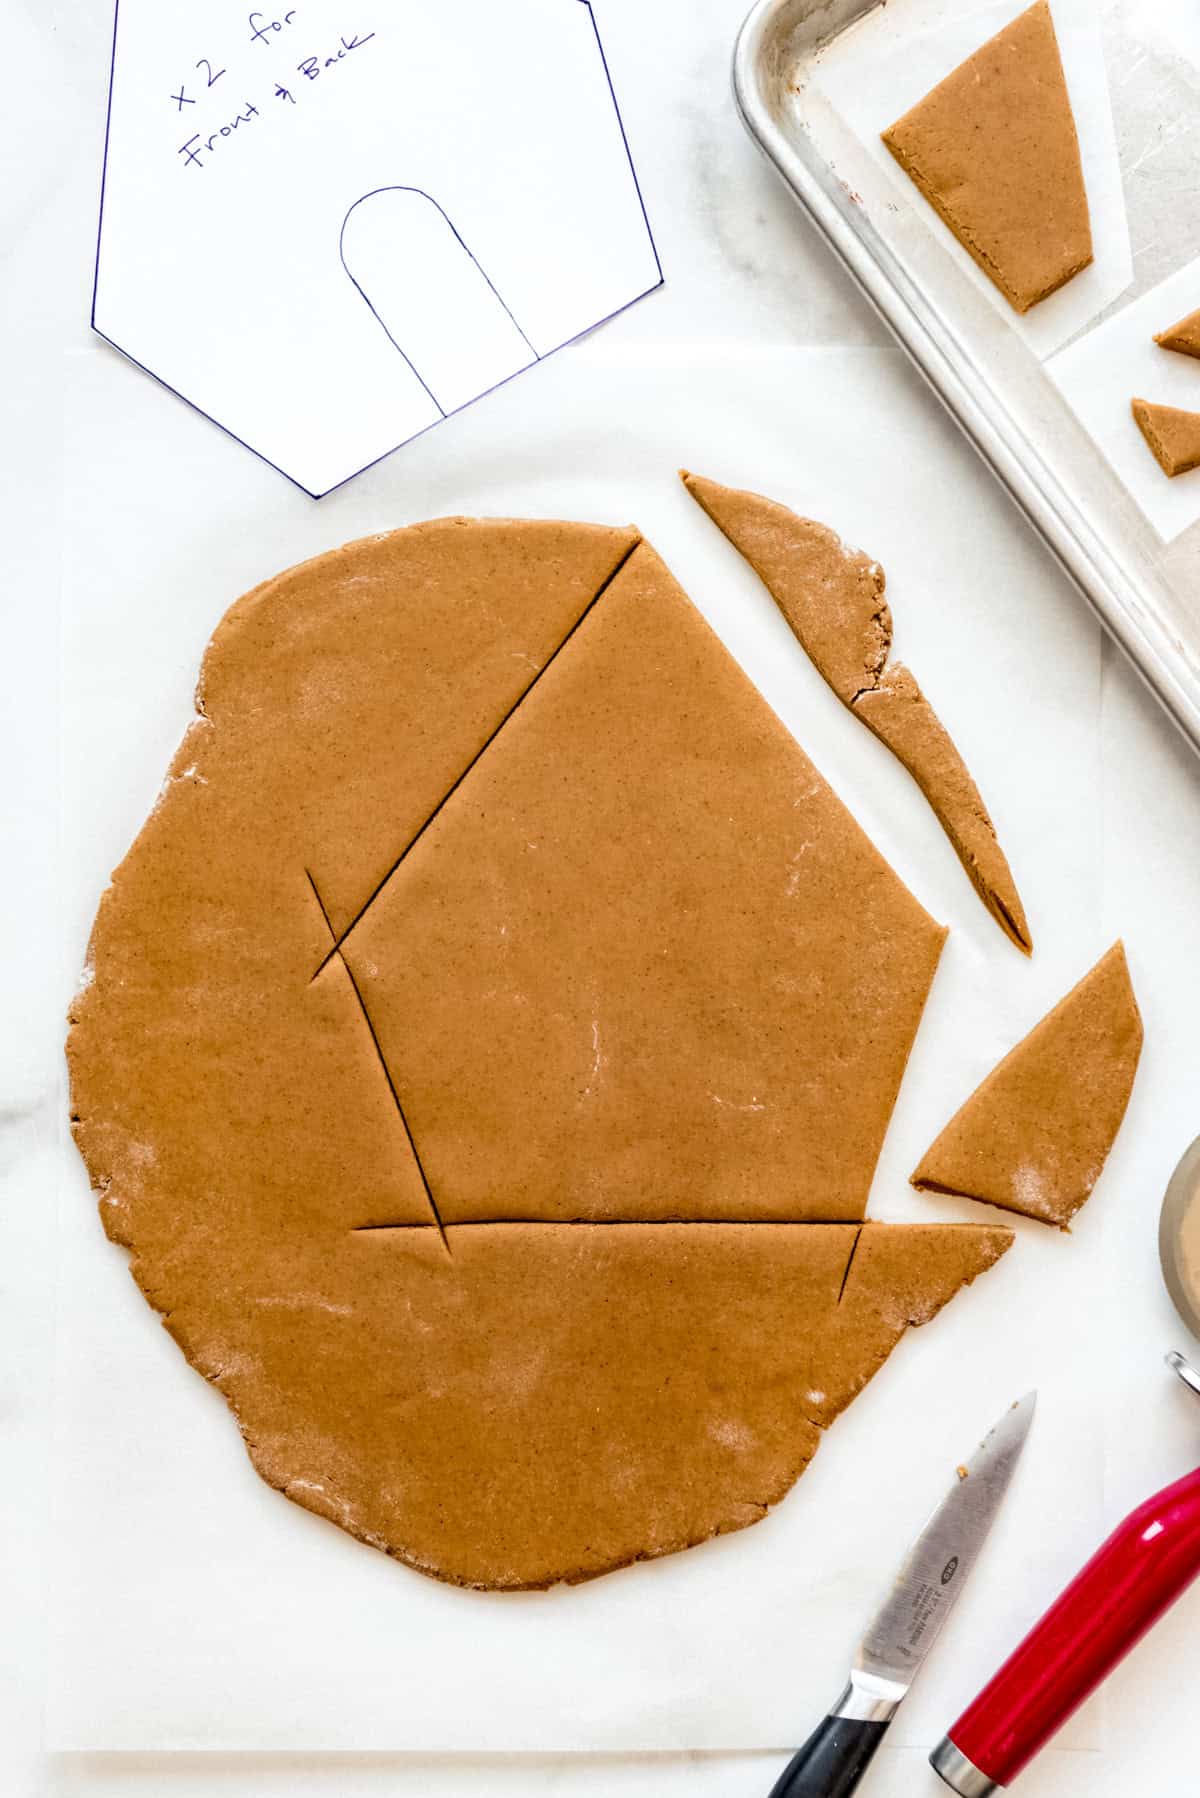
<box><xmin>175</xmin><ymin>17</ymin><xmax>377</xmax><ymax>170</ymax></box>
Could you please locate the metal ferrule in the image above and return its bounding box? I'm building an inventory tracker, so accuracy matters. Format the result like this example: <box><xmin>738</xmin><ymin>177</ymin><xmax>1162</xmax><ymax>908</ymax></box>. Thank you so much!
<box><xmin>930</xmin><ymin>1736</ymin><xmax>1003</xmax><ymax>1797</ymax></box>
<box><xmin>831</xmin><ymin>1669</ymin><xmax>905</xmax><ymax>1725</ymax></box>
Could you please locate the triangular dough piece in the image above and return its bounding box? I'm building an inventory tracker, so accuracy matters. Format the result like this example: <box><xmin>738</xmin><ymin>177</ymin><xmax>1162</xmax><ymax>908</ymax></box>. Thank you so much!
<box><xmin>912</xmin><ymin>942</ymin><xmax>1142</xmax><ymax>1228</ymax></box>
<box><xmin>882</xmin><ymin>1</ymin><xmax>1093</xmax><ymax>314</ymax></box>
<box><xmin>1154</xmin><ymin>309</ymin><xmax>1200</xmax><ymax>360</ymax></box>
<box><xmin>1131</xmin><ymin>398</ymin><xmax>1200</xmax><ymax>478</ymax></box>
<box><xmin>206</xmin><ymin>518</ymin><xmax>642</xmax><ymax>939</ymax></box>
<box><xmin>682</xmin><ymin>472</ymin><xmax>1031</xmax><ymax>953</ymax></box>
<box><xmin>204</xmin><ymin>1220</ymin><xmax>1011</xmax><ymax>1588</ymax></box>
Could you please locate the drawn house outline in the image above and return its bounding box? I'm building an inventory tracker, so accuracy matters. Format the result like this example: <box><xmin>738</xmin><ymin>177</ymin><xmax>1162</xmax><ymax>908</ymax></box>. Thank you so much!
<box><xmin>91</xmin><ymin>0</ymin><xmax>663</xmax><ymax>497</ymax></box>
<box><xmin>339</xmin><ymin>187</ymin><xmax>539</xmax><ymax>419</ymax></box>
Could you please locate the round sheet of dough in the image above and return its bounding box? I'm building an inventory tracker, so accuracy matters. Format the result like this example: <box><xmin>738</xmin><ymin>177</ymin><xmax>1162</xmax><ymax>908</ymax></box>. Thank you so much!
<box><xmin>68</xmin><ymin>518</ymin><xmax>1010</xmax><ymax>1588</ymax></box>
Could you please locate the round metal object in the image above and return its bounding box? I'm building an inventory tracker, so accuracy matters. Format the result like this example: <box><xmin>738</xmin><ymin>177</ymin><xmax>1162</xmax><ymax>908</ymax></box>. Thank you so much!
<box><xmin>930</xmin><ymin>1735</ymin><xmax>1002</xmax><ymax>1796</ymax></box>
<box><xmin>1158</xmin><ymin>1135</ymin><xmax>1200</xmax><ymax>1340</ymax></box>
<box><xmin>1166</xmin><ymin>1349</ymin><xmax>1200</xmax><ymax>1401</ymax></box>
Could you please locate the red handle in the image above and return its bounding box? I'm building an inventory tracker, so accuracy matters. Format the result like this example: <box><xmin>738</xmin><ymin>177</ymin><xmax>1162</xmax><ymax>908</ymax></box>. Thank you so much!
<box><xmin>945</xmin><ymin>1462</ymin><xmax>1200</xmax><ymax>1788</ymax></box>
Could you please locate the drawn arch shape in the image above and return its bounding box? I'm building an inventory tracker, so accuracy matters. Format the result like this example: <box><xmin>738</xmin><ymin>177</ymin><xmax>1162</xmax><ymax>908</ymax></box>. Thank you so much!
<box><xmin>339</xmin><ymin>187</ymin><xmax>539</xmax><ymax>417</ymax></box>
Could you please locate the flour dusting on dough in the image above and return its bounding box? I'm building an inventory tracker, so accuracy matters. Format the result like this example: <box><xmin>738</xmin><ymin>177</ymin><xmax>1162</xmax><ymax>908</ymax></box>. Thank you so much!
<box><xmin>287</xmin><ymin>1477</ymin><xmax>358</xmax><ymax>1529</ymax></box>
<box><xmin>256</xmin><ymin>1295</ymin><xmax>354</xmax><ymax>1317</ymax></box>
<box><xmin>709</xmin><ymin>1418</ymin><xmax>755</xmax><ymax>1452</ymax></box>
<box><xmin>580</xmin><ymin>1016</ymin><xmax>606</xmax><ymax>1101</ymax></box>
<box><xmin>785</xmin><ymin>843</ymin><xmax>814</xmax><ymax>896</ymax></box>
<box><xmin>1011</xmin><ymin>1162</ymin><xmax>1056</xmax><ymax>1221</ymax></box>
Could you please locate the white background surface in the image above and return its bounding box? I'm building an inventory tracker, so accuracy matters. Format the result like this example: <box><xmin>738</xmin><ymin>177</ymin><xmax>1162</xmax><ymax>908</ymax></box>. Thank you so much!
<box><xmin>7</xmin><ymin>1</ymin><xmax>1200</xmax><ymax>1795</ymax></box>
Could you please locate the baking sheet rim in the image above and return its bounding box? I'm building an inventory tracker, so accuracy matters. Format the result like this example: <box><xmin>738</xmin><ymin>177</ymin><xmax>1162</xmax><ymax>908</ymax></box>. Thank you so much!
<box><xmin>732</xmin><ymin>0</ymin><xmax>1200</xmax><ymax>759</ymax></box>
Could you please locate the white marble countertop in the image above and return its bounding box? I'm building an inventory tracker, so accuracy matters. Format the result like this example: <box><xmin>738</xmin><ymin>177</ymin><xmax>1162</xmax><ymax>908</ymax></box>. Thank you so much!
<box><xmin>6</xmin><ymin>2</ymin><xmax>1200</xmax><ymax>1794</ymax></box>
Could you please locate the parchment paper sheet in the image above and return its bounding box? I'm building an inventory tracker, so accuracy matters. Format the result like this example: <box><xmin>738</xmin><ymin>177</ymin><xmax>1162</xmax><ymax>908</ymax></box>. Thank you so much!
<box><xmin>51</xmin><ymin>342</ymin><xmax>1107</xmax><ymax>1752</ymax></box>
<box><xmin>813</xmin><ymin>0</ymin><xmax>1132</xmax><ymax>359</ymax></box>
<box><xmin>1047</xmin><ymin>252</ymin><xmax>1200</xmax><ymax>542</ymax></box>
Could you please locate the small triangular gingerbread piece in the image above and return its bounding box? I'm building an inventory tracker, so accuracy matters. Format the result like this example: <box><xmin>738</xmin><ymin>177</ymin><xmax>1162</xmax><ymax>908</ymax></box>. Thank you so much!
<box><xmin>882</xmin><ymin>1</ymin><xmax>1092</xmax><ymax>314</ymax></box>
<box><xmin>1131</xmin><ymin>398</ymin><xmax>1200</xmax><ymax>478</ymax></box>
<box><xmin>912</xmin><ymin>942</ymin><xmax>1142</xmax><ymax>1229</ymax></box>
<box><xmin>1154</xmin><ymin>309</ymin><xmax>1200</xmax><ymax>360</ymax></box>
<box><xmin>681</xmin><ymin>471</ymin><xmax>1031</xmax><ymax>954</ymax></box>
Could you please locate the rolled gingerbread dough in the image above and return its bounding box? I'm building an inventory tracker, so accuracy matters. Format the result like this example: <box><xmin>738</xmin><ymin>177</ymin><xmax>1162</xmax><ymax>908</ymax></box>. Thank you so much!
<box><xmin>68</xmin><ymin>517</ymin><xmax>1011</xmax><ymax>1588</ymax></box>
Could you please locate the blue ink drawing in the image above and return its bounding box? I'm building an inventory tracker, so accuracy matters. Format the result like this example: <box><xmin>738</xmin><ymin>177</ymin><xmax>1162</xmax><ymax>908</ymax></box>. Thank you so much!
<box><xmin>92</xmin><ymin>0</ymin><xmax>664</xmax><ymax>497</ymax></box>
<box><xmin>339</xmin><ymin>187</ymin><xmax>539</xmax><ymax>418</ymax></box>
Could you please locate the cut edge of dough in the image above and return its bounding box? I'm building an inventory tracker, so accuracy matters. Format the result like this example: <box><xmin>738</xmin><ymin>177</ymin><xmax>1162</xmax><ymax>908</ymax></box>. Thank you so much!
<box><xmin>679</xmin><ymin>470</ymin><xmax>1032</xmax><ymax>954</ymax></box>
<box><xmin>911</xmin><ymin>941</ymin><xmax>1143</xmax><ymax>1230</ymax></box>
<box><xmin>1131</xmin><ymin>398</ymin><xmax>1200</xmax><ymax>479</ymax></box>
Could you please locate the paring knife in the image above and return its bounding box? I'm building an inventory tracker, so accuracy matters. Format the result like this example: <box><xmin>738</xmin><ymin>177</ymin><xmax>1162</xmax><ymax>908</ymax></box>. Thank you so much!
<box><xmin>767</xmin><ymin>1392</ymin><xmax>1036</xmax><ymax>1798</ymax></box>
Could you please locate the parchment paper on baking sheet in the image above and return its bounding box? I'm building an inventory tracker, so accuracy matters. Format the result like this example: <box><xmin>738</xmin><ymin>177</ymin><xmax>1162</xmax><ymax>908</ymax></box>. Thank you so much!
<box><xmin>1047</xmin><ymin>254</ymin><xmax>1200</xmax><ymax>543</ymax></box>
<box><xmin>812</xmin><ymin>0</ymin><xmax>1132</xmax><ymax>360</ymax></box>
<box><xmin>1124</xmin><ymin>0</ymin><xmax>1200</xmax><ymax>77</ymax></box>
<box><xmin>50</xmin><ymin>342</ymin><xmax>1106</xmax><ymax>1754</ymax></box>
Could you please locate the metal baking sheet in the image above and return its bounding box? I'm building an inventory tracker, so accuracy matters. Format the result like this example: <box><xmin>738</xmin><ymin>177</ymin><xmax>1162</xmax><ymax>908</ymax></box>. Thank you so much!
<box><xmin>734</xmin><ymin>0</ymin><xmax>1200</xmax><ymax>754</ymax></box>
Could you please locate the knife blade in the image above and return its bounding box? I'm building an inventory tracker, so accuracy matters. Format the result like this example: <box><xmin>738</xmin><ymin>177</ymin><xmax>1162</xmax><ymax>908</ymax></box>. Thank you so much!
<box><xmin>766</xmin><ymin>1391</ymin><xmax>1036</xmax><ymax>1798</ymax></box>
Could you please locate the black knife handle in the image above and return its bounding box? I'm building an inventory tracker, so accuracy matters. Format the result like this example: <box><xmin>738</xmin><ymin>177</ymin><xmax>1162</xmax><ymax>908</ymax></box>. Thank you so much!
<box><xmin>766</xmin><ymin>1712</ymin><xmax>890</xmax><ymax>1798</ymax></box>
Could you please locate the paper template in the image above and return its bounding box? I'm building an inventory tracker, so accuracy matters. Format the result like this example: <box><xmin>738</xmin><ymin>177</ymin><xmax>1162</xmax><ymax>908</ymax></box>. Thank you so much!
<box><xmin>92</xmin><ymin>0</ymin><xmax>662</xmax><ymax>495</ymax></box>
<box><xmin>1047</xmin><ymin>254</ymin><xmax>1200</xmax><ymax>543</ymax></box>
<box><xmin>51</xmin><ymin>342</ymin><xmax>1106</xmax><ymax>1755</ymax></box>
<box><xmin>812</xmin><ymin>0</ymin><xmax>1131</xmax><ymax>360</ymax></box>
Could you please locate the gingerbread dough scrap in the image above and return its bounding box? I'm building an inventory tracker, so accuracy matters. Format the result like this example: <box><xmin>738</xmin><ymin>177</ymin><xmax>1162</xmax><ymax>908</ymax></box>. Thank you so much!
<box><xmin>1131</xmin><ymin>398</ymin><xmax>1200</xmax><ymax>479</ymax></box>
<box><xmin>69</xmin><ymin>517</ymin><xmax>1007</xmax><ymax>1590</ymax></box>
<box><xmin>912</xmin><ymin>942</ymin><xmax>1142</xmax><ymax>1229</ymax></box>
<box><xmin>1154</xmin><ymin>310</ymin><xmax>1200</xmax><ymax>360</ymax></box>
<box><xmin>682</xmin><ymin>472</ymin><xmax>1031</xmax><ymax>954</ymax></box>
<box><xmin>169</xmin><ymin>1220</ymin><xmax>1011</xmax><ymax>1589</ymax></box>
<box><xmin>881</xmin><ymin>1</ymin><xmax>1093</xmax><ymax>315</ymax></box>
